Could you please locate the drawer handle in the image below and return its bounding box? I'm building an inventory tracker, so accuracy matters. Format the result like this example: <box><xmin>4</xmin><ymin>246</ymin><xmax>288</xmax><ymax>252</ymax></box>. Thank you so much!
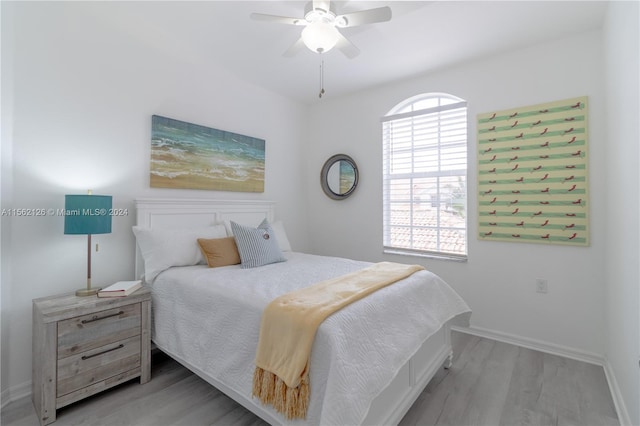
<box><xmin>81</xmin><ymin>344</ymin><xmax>124</xmax><ymax>360</ymax></box>
<box><xmin>81</xmin><ymin>311</ymin><xmax>124</xmax><ymax>324</ymax></box>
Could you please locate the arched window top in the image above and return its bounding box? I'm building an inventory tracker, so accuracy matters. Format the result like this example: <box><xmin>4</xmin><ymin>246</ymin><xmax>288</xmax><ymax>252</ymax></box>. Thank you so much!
<box><xmin>386</xmin><ymin>92</ymin><xmax>466</xmax><ymax>118</ymax></box>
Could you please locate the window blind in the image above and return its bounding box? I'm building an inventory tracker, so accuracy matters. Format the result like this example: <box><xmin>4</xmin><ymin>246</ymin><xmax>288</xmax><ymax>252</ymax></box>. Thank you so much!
<box><xmin>382</xmin><ymin>96</ymin><xmax>468</xmax><ymax>259</ymax></box>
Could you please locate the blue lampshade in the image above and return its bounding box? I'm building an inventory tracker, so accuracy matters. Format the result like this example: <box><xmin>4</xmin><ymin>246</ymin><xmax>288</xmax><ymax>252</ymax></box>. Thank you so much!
<box><xmin>64</xmin><ymin>195</ymin><xmax>112</xmax><ymax>235</ymax></box>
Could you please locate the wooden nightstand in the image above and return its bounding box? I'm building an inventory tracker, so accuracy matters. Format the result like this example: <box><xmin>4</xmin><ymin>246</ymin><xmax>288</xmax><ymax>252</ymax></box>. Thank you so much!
<box><xmin>32</xmin><ymin>287</ymin><xmax>151</xmax><ymax>425</ymax></box>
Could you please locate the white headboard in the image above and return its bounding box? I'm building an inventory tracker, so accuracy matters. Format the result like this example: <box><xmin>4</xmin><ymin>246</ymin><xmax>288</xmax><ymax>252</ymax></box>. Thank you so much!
<box><xmin>134</xmin><ymin>198</ymin><xmax>275</xmax><ymax>279</ymax></box>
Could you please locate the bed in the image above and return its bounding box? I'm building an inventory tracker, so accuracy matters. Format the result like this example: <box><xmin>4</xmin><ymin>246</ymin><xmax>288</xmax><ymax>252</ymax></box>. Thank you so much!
<box><xmin>134</xmin><ymin>198</ymin><xmax>471</xmax><ymax>425</ymax></box>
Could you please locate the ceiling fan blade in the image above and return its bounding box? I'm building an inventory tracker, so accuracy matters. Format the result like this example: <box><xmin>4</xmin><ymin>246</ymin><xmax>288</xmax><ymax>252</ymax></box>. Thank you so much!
<box><xmin>250</xmin><ymin>13</ymin><xmax>306</xmax><ymax>26</ymax></box>
<box><xmin>335</xmin><ymin>32</ymin><xmax>360</xmax><ymax>59</ymax></box>
<box><xmin>336</xmin><ymin>6</ymin><xmax>392</xmax><ymax>28</ymax></box>
<box><xmin>283</xmin><ymin>37</ymin><xmax>306</xmax><ymax>57</ymax></box>
<box><xmin>312</xmin><ymin>0</ymin><xmax>331</xmax><ymax>14</ymax></box>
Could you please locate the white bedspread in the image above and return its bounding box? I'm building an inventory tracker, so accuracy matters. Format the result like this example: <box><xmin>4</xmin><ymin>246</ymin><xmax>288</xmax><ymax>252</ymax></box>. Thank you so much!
<box><xmin>151</xmin><ymin>252</ymin><xmax>471</xmax><ymax>425</ymax></box>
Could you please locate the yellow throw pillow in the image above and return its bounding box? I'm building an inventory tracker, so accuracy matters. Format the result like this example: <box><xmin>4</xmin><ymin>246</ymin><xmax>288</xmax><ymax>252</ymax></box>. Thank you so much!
<box><xmin>197</xmin><ymin>237</ymin><xmax>241</xmax><ymax>268</ymax></box>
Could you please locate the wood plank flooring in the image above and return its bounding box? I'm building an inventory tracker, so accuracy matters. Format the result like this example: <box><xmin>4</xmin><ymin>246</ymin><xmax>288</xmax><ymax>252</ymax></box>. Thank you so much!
<box><xmin>399</xmin><ymin>332</ymin><xmax>619</xmax><ymax>426</ymax></box>
<box><xmin>2</xmin><ymin>332</ymin><xmax>619</xmax><ymax>426</ymax></box>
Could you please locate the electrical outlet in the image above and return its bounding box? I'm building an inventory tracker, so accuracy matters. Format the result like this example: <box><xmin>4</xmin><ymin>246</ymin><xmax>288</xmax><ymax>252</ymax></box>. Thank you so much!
<box><xmin>536</xmin><ymin>278</ymin><xmax>548</xmax><ymax>294</ymax></box>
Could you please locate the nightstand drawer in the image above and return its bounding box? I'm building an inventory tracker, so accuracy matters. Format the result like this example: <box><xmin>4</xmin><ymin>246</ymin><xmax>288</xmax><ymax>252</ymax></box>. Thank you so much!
<box><xmin>57</xmin><ymin>303</ymin><xmax>141</xmax><ymax>358</ymax></box>
<box><xmin>56</xmin><ymin>334</ymin><xmax>141</xmax><ymax>397</ymax></box>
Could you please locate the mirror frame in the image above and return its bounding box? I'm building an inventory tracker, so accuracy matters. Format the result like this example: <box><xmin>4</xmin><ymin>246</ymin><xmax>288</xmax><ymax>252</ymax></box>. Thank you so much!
<box><xmin>320</xmin><ymin>154</ymin><xmax>359</xmax><ymax>200</ymax></box>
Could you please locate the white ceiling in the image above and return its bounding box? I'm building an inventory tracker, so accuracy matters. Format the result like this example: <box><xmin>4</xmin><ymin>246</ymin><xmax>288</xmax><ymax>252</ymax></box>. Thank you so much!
<box><xmin>105</xmin><ymin>1</ymin><xmax>608</xmax><ymax>104</ymax></box>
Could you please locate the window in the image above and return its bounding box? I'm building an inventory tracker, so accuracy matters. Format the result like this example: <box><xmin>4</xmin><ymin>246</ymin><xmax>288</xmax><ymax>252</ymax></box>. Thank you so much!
<box><xmin>382</xmin><ymin>93</ymin><xmax>468</xmax><ymax>260</ymax></box>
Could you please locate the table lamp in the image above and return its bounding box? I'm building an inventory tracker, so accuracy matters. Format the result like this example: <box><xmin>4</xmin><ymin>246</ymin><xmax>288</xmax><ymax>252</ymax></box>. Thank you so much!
<box><xmin>64</xmin><ymin>193</ymin><xmax>112</xmax><ymax>296</ymax></box>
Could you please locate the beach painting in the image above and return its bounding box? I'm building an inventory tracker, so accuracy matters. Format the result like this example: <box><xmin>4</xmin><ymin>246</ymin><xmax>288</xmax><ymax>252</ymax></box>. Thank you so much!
<box><xmin>150</xmin><ymin>115</ymin><xmax>265</xmax><ymax>192</ymax></box>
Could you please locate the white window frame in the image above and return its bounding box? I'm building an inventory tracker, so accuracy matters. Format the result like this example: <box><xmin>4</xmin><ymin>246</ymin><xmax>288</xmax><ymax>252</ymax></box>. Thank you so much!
<box><xmin>382</xmin><ymin>93</ymin><xmax>468</xmax><ymax>261</ymax></box>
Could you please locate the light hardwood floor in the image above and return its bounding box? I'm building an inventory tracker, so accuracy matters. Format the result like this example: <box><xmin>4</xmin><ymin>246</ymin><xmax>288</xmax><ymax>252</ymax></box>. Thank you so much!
<box><xmin>400</xmin><ymin>332</ymin><xmax>619</xmax><ymax>426</ymax></box>
<box><xmin>2</xmin><ymin>332</ymin><xmax>619</xmax><ymax>426</ymax></box>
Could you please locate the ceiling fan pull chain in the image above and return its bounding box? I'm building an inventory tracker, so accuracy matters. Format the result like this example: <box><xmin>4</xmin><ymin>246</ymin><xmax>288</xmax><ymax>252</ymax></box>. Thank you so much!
<box><xmin>319</xmin><ymin>58</ymin><xmax>325</xmax><ymax>98</ymax></box>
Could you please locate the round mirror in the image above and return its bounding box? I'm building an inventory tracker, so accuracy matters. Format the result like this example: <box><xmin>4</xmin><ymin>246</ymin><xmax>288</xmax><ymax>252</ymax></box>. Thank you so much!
<box><xmin>320</xmin><ymin>154</ymin><xmax>359</xmax><ymax>200</ymax></box>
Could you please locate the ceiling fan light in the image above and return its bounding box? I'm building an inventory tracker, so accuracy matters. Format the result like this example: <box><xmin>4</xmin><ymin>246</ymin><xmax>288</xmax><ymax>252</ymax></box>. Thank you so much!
<box><xmin>301</xmin><ymin>21</ymin><xmax>339</xmax><ymax>53</ymax></box>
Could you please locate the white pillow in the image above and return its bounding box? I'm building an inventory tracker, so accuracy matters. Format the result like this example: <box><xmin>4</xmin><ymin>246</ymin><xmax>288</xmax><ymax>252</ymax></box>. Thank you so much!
<box><xmin>133</xmin><ymin>225</ymin><xmax>227</xmax><ymax>283</ymax></box>
<box><xmin>271</xmin><ymin>220</ymin><xmax>292</xmax><ymax>252</ymax></box>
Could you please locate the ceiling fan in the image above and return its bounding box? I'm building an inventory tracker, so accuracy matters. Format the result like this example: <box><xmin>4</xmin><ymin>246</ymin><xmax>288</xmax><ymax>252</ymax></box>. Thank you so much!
<box><xmin>250</xmin><ymin>0</ymin><xmax>392</xmax><ymax>59</ymax></box>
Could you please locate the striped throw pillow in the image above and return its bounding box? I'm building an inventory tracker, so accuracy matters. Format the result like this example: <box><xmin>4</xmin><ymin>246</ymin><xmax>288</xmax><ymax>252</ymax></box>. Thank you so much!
<box><xmin>231</xmin><ymin>219</ymin><xmax>286</xmax><ymax>269</ymax></box>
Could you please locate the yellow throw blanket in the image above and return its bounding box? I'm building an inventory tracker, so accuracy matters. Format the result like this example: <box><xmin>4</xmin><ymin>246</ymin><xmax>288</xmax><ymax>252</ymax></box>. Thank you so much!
<box><xmin>252</xmin><ymin>261</ymin><xmax>425</xmax><ymax>420</ymax></box>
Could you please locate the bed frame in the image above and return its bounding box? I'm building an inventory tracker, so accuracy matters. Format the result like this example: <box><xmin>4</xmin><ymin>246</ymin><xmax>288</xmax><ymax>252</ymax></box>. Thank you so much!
<box><xmin>134</xmin><ymin>197</ymin><xmax>454</xmax><ymax>425</ymax></box>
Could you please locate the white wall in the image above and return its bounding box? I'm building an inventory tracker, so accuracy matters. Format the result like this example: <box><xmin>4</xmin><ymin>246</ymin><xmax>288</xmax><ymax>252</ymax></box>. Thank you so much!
<box><xmin>306</xmin><ymin>31</ymin><xmax>607</xmax><ymax>359</ymax></box>
<box><xmin>1</xmin><ymin>1</ymin><xmax>309</xmax><ymax>399</ymax></box>
<box><xmin>603</xmin><ymin>2</ymin><xmax>640</xmax><ymax>425</ymax></box>
<box><xmin>1</xmin><ymin>0</ymin><xmax>16</xmax><ymax>407</ymax></box>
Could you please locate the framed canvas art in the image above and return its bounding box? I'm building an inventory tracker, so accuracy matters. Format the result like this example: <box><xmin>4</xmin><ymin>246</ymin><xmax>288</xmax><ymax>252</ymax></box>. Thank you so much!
<box><xmin>477</xmin><ymin>97</ymin><xmax>589</xmax><ymax>246</ymax></box>
<box><xmin>150</xmin><ymin>115</ymin><xmax>265</xmax><ymax>192</ymax></box>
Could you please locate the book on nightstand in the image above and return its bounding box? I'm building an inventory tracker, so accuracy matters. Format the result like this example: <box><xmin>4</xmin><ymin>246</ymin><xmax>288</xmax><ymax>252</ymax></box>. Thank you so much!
<box><xmin>97</xmin><ymin>280</ymin><xmax>142</xmax><ymax>298</ymax></box>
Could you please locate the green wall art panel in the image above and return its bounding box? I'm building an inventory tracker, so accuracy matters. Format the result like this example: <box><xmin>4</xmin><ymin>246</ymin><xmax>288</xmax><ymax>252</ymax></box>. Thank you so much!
<box><xmin>477</xmin><ymin>97</ymin><xmax>589</xmax><ymax>246</ymax></box>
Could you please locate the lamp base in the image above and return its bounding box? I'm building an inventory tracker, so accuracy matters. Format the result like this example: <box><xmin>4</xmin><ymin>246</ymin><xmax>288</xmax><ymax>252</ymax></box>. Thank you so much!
<box><xmin>76</xmin><ymin>287</ymin><xmax>101</xmax><ymax>297</ymax></box>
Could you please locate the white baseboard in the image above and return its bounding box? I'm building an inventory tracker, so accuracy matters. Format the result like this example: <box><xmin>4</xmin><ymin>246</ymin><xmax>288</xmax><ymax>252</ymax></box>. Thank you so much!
<box><xmin>603</xmin><ymin>360</ymin><xmax>633</xmax><ymax>426</ymax></box>
<box><xmin>1</xmin><ymin>380</ymin><xmax>31</xmax><ymax>410</ymax></box>
<box><xmin>452</xmin><ymin>325</ymin><xmax>632</xmax><ymax>425</ymax></box>
<box><xmin>452</xmin><ymin>324</ymin><xmax>604</xmax><ymax>365</ymax></box>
